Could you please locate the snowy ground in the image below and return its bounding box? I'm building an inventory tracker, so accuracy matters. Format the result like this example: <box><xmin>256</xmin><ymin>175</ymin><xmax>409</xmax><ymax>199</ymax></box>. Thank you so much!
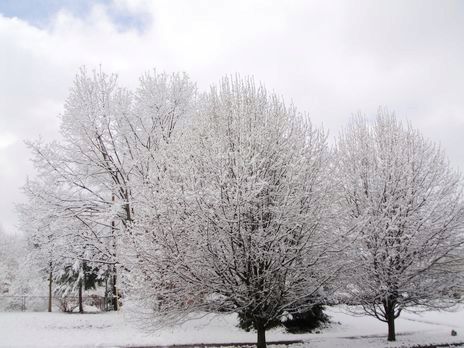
<box><xmin>0</xmin><ymin>305</ymin><xmax>463</xmax><ymax>348</ymax></box>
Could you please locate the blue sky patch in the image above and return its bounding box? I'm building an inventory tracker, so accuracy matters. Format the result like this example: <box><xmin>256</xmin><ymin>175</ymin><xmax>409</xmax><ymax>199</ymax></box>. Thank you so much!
<box><xmin>0</xmin><ymin>0</ymin><xmax>148</xmax><ymax>31</ymax></box>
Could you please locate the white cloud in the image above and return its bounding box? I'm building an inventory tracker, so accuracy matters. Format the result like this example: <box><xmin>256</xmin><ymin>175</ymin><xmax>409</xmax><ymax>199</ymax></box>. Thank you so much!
<box><xmin>112</xmin><ymin>0</ymin><xmax>152</xmax><ymax>14</ymax></box>
<box><xmin>1</xmin><ymin>0</ymin><xmax>463</xmax><ymax>233</ymax></box>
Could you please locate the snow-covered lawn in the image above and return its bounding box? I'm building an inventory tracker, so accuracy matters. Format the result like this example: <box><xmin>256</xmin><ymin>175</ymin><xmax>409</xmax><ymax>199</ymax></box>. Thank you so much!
<box><xmin>0</xmin><ymin>306</ymin><xmax>463</xmax><ymax>348</ymax></box>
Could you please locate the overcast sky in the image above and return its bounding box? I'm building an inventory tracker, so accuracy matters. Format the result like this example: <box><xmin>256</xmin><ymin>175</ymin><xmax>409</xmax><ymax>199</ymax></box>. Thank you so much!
<box><xmin>1</xmin><ymin>0</ymin><xmax>463</xmax><ymax>234</ymax></box>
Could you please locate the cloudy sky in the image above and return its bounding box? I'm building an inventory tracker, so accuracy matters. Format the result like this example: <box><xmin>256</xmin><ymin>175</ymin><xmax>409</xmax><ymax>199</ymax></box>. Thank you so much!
<box><xmin>1</xmin><ymin>0</ymin><xmax>463</xmax><ymax>234</ymax></box>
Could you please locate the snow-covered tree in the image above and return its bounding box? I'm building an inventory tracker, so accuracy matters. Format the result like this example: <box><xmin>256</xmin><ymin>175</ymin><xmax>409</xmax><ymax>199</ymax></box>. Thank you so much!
<box><xmin>129</xmin><ymin>77</ymin><xmax>342</xmax><ymax>348</ymax></box>
<box><xmin>334</xmin><ymin>111</ymin><xmax>464</xmax><ymax>341</ymax></box>
<box><xmin>17</xmin><ymin>185</ymin><xmax>77</xmax><ymax>312</ymax></box>
<box><xmin>23</xmin><ymin>67</ymin><xmax>196</xmax><ymax>310</ymax></box>
<box><xmin>24</xmin><ymin>69</ymin><xmax>129</xmax><ymax>306</ymax></box>
<box><xmin>0</xmin><ymin>226</ymin><xmax>23</xmax><ymax>295</ymax></box>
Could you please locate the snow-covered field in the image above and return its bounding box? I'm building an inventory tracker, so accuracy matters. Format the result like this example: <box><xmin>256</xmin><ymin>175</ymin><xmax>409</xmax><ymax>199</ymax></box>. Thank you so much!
<box><xmin>0</xmin><ymin>306</ymin><xmax>463</xmax><ymax>348</ymax></box>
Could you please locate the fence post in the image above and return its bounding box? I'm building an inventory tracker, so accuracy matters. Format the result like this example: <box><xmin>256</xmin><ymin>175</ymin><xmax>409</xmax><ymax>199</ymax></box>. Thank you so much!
<box><xmin>21</xmin><ymin>296</ymin><xmax>26</xmax><ymax>312</ymax></box>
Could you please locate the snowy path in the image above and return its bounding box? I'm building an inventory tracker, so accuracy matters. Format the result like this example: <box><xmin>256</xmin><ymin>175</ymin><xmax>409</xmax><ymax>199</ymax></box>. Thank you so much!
<box><xmin>0</xmin><ymin>306</ymin><xmax>463</xmax><ymax>348</ymax></box>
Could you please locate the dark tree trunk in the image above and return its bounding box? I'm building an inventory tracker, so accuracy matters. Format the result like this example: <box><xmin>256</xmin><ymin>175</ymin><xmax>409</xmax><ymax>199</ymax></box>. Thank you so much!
<box><xmin>78</xmin><ymin>281</ymin><xmax>83</xmax><ymax>313</ymax></box>
<box><xmin>256</xmin><ymin>322</ymin><xmax>266</xmax><ymax>348</ymax></box>
<box><xmin>387</xmin><ymin>312</ymin><xmax>396</xmax><ymax>341</ymax></box>
<box><xmin>111</xmin><ymin>198</ymin><xmax>119</xmax><ymax>312</ymax></box>
<box><xmin>385</xmin><ymin>300</ymin><xmax>396</xmax><ymax>341</ymax></box>
<box><xmin>112</xmin><ymin>271</ymin><xmax>119</xmax><ymax>311</ymax></box>
<box><xmin>48</xmin><ymin>270</ymin><xmax>52</xmax><ymax>312</ymax></box>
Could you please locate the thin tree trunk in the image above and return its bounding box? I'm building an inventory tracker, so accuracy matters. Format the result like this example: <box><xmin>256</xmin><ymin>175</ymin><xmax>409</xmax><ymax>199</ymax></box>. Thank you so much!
<box><xmin>256</xmin><ymin>322</ymin><xmax>266</xmax><ymax>348</ymax></box>
<box><xmin>78</xmin><ymin>281</ymin><xmax>83</xmax><ymax>313</ymax></box>
<box><xmin>111</xmin><ymin>194</ymin><xmax>119</xmax><ymax>311</ymax></box>
<box><xmin>104</xmin><ymin>271</ymin><xmax>108</xmax><ymax>311</ymax></box>
<box><xmin>112</xmin><ymin>271</ymin><xmax>119</xmax><ymax>311</ymax></box>
<box><xmin>48</xmin><ymin>270</ymin><xmax>52</xmax><ymax>312</ymax></box>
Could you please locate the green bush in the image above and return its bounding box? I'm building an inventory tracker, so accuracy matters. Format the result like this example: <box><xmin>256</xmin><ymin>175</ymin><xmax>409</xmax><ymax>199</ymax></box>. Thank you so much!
<box><xmin>237</xmin><ymin>304</ymin><xmax>329</xmax><ymax>334</ymax></box>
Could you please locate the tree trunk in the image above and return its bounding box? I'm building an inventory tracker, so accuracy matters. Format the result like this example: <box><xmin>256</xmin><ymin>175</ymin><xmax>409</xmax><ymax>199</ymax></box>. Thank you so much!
<box><xmin>111</xmin><ymin>198</ymin><xmax>119</xmax><ymax>312</ymax></box>
<box><xmin>104</xmin><ymin>273</ymin><xmax>108</xmax><ymax>311</ymax></box>
<box><xmin>384</xmin><ymin>298</ymin><xmax>396</xmax><ymax>341</ymax></box>
<box><xmin>48</xmin><ymin>270</ymin><xmax>52</xmax><ymax>312</ymax></box>
<box><xmin>382</xmin><ymin>294</ymin><xmax>398</xmax><ymax>342</ymax></box>
<box><xmin>256</xmin><ymin>323</ymin><xmax>266</xmax><ymax>348</ymax></box>
<box><xmin>78</xmin><ymin>281</ymin><xmax>83</xmax><ymax>313</ymax></box>
<box><xmin>112</xmin><ymin>271</ymin><xmax>119</xmax><ymax>311</ymax></box>
<box><xmin>387</xmin><ymin>313</ymin><xmax>396</xmax><ymax>341</ymax></box>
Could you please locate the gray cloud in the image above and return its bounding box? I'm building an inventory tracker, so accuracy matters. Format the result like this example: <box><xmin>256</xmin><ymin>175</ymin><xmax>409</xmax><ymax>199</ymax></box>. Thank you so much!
<box><xmin>1</xmin><ymin>0</ymin><xmax>463</xmax><ymax>234</ymax></box>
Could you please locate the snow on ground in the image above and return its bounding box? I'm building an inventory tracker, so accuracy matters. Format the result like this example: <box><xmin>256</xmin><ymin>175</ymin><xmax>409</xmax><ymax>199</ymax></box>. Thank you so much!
<box><xmin>0</xmin><ymin>305</ymin><xmax>463</xmax><ymax>348</ymax></box>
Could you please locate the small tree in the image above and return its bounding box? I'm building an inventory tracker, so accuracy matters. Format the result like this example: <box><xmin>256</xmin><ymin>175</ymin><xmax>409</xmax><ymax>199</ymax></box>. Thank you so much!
<box><xmin>334</xmin><ymin>111</ymin><xmax>464</xmax><ymax>341</ymax></box>
<box><xmin>17</xmin><ymin>199</ymin><xmax>63</xmax><ymax>312</ymax></box>
<box><xmin>130</xmin><ymin>77</ymin><xmax>343</xmax><ymax>348</ymax></box>
<box><xmin>0</xmin><ymin>228</ymin><xmax>24</xmax><ymax>296</ymax></box>
<box><xmin>55</xmin><ymin>261</ymin><xmax>101</xmax><ymax>313</ymax></box>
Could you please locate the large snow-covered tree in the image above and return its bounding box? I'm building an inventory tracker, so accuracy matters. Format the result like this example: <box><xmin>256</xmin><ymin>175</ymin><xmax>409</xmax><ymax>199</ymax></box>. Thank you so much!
<box><xmin>129</xmin><ymin>77</ymin><xmax>343</xmax><ymax>348</ymax></box>
<box><xmin>334</xmin><ymin>112</ymin><xmax>464</xmax><ymax>341</ymax></box>
<box><xmin>23</xmin><ymin>67</ymin><xmax>196</xmax><ymax>309</ymax></box>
